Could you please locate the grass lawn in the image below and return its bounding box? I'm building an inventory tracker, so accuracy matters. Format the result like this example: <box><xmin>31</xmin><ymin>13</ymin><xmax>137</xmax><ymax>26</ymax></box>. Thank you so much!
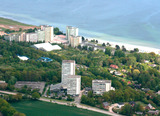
<box><xmin>11</xmin><ymin>100</ymin><xmax>108</xmax><ymax>116</ymax></box>
<box><xmin>0</xmin><ymin>17</ymin><xmax>32</xmax><ymax>26</ymax></box>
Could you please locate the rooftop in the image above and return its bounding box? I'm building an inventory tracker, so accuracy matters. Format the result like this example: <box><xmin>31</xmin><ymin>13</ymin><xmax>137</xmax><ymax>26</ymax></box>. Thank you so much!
<box><xmin>67</xmin><ymin>75</ymin><xmax>81</xmax><ymax>78</ymax></box>
<box><xmin>62</xmin><ymin>60</ymin><xmax>75</xmax><ymax>63</ymax></box>
<box><xmin>32</xmin><ymin>43</ymin><xmax>61</xmax><ymax>52</ymax></box>
<box><xmin>92</xmin><ymin>80</ymin><xmax>111</xmax><ymax>83</ymax></box>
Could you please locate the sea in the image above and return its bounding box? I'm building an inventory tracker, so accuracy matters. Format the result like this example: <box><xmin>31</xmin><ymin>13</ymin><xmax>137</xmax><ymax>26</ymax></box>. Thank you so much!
<box><xmin>0</xmin><ymin>0</ymin><xmax>160</xmax><ymax>49</ymax></box>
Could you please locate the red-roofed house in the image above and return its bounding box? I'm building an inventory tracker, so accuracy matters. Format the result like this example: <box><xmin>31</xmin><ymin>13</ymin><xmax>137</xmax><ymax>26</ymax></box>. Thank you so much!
<box><xmin>110</xmin><ymin>64</ymin><xmax>119</xmax><ymax>69</ymax></box>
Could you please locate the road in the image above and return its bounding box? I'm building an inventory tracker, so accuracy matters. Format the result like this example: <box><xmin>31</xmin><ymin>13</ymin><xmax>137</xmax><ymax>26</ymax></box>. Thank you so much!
<box><xmin>74</xmin><ymin>89</ymin><xmax>84</xmax><ymax>104</ymax></box>
<box><xmin>43</xmin><ymin>85</ymin><xmax>49</xmax><ymax>97</ymax></box>
<box><xmin>0</xmin><ymin>90</ymin><xmax>122</xmax><ymax>116</ymax></box>
<box><xmin>0</xmin><ymin>90</ymin><xmax>17</xmax><ymax>95</ymax></box>
<box><xmin>109</xmin><ymin>103</ymin><xmax>118</xmax><ymax>113</ymax></box>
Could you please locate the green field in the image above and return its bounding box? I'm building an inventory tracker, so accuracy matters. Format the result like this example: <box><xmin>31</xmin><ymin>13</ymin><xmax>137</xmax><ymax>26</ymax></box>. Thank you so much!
<box><xmin>11</xmin><ymin>100</ymin><xmax>108</xmax><ymax>116</ymax></box>
<box><xmin>0</xmin><ymin>17</ymin><xmax>32</xmax><ymax>26</ymax></box>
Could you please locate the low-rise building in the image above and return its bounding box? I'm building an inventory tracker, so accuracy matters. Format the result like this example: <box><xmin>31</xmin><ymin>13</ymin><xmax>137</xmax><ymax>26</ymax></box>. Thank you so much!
<box><xmin>80</xmin><ymin>42</ymin><xmax>106</xmax><ymax>52</ymax></box>
<box><xmin>103</xmin><ymin>102</ymin><xmax>110</xmax><ymax>109</ymax></box>
<box><xmin>148</xmin><ymin>110</ymin><xmax>159</xmax><ymax>115</ymax></box>
<box><xmin>37</xmin><ymin>57</ymin><xmax>53</xmax><ymax>62</ymax></box>
<box><xmin>92</xmin><ymin>80</ymin><xmax>115</xmax><ymax>94</ymax></box>
<box><xmin>32</xmin><ymin>43</ymin><xmax>61</xmax><ymax>51</ymax></box>
<box><xmin>117</xmin><ymin>103</ymin><xmax>125</xmax><ymax>109</ymax></box>
<box><xmin>149</xmin><ymin>64</ymin><xmax>157</xmax><ymax>67</ymax></box>
<box><xmin>110</xmin><ymin>64</ymin><xmax>119</xmax><ymax>69</ymax></box>
<box><xmin>15</xmin><ymin>81</ymin><xmax>45</xmax><ymax>94</ymax></box>
<box><xmin>17</xmin><ymin>55</ymin><xmax>29</xmax><ymax>61</ymax></box>
<box><xmin>145</xmin><ymin>103</ymin><xmax>155</xmax><ymax>110</ymax></box>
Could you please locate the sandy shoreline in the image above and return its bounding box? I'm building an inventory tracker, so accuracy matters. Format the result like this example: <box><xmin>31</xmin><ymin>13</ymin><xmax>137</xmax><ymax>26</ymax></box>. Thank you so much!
<box><xmin>87</xmin><ymin>38</ymin><xmax>160</xmax><ymax>55</ymax></box>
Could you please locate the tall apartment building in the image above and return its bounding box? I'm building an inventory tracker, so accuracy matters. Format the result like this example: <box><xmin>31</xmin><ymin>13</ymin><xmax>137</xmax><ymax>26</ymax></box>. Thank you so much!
<box><xmin>70</xmin><ymin>36</ymin><xmax>82</xmax><ymax>47</ymax></box>
<box><xmin>66</xmin><ymin>26</ymin><xmax>78</xmax><ymax>44</ymax></box>
<box><xmin>61</xmin><ymin>60</ymin><xmax>81</xmax><ymax>95</ymax></box>
<box><xmin>26</xmin><ymin>33</ymin><xmax>38</xmax><ymax>42</ymax></box>
<box><xmin>61</xmin><ymin>60</ymin><xmax>75</xmax><ymax>84</ymax></box>
<box><xmin>92</xmin><ymin>80</ymin><xmax>114</xmax><ymax>94</ymax></box>
<box><xmin>19</xmin><ymin>32</ymin><xmax>26</xmax><ymax>42</ymax></box>
<box><xmin>40</xmin><ymin>25</ymin><xmax>54</xmax><ymax>43</ymax></box>
<box><xmin>37</xmin><ymin>30</ymin><xmax>45</xmax><ymax>42</ymax></box>
<box><xmin>67</xmin><ymin>75</ymin><xmax>81</xmax><ymax>95</ymax></box>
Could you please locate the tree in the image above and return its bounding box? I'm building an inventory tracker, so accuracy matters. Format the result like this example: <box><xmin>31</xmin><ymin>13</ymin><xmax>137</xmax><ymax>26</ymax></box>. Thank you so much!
<box><xmin>115</xmin><ymin>45</ymin><xmax>120</xmax><ymax>50</ymax></box>
<box><xmin>133</xmin><ymin>69</ymin><xmax>140</xmax><ymax>79</ymax></box>
<box><xmin>31</xmin><ymin>92</ymin><xmax>40</xmax><ymax>100</ymax></box>
<box><xmin>13</xmin><ymin>112</ymin><xmax>26</xmax><ymax>116</ymax></box>
<box><xmin>114</xmin><ymin>50</ymin><xmax>125</xmax><ymax>57</ymax></box>
<box><xmin>82</xmin><ymin>36</ymin><xmax>85</xmax><ymax>41</ymax></box>
<box><xmin>120</xmin><ymin>104</ymin><xmax>133</xmax><ymax>116</ymax></box>
<box><xmin>19</xmin><ymin>28</ymin><xmax>22</xmax><ymax>32</ymax></box>
<box><xmin>134</xmin><ymin>48</ymin><xmax>139</xmax><ymax>52</ymax></box>
<box><xmin>96</xmin><ymin>40</ymin><xmax>98</xmax><ymax>43</ymax></box>
<box><xmin>102</xmin><ymin>43</ymin><xmax>106</xmax><ymax>46</ymax></box>
<box><xmin>122</xmin><ymin>45</ymin><xmax>126</xmax><ymax>52</ymax></box>
<box><xmin>105</xmin><ymin>47</ymin><xmax>111</xmax><ymax>56</ymax></box>
<box><xmin>127</xmin><ymin>56</ymin><xmax>136</xmax><ymax>66</ymax></box>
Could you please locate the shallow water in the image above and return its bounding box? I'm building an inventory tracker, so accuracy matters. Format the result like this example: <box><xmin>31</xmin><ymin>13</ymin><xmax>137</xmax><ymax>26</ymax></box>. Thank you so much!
<box><xmin>0</xmin><ymin>0</ymin><xmax>160</xmax><ymax>48</ymax></box>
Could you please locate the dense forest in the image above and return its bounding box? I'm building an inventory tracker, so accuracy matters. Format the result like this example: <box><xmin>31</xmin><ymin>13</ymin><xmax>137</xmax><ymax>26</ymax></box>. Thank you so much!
<box><xmin>0</xmin><ymin>38</ymin><xmax>160</xmax><ymax>115</ymax></box>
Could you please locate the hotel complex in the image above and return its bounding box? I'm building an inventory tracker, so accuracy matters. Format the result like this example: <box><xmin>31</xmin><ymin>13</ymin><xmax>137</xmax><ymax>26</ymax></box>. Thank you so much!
<box><xmin>61</xmin><ymin>60</ymin><xmax>75</xmax><ymax>84</ymax></box>
<box><xmin>66</xmin><ymin>26</ymin><xmax>78</xmax><ymax>44</ymax></box>
<box><xmin>4</xmin><ymin>25</ymin><xmax>54</xmax><ymax>43</ymax></box>
<box><xmin>50</xmin><ymin>60</ymin><xmax>81</xmax><ymax>95</ymax></box>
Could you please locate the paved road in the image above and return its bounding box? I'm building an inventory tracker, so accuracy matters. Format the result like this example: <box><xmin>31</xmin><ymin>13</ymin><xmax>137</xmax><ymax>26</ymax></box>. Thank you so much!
<box><xmin>109</xmin><ymin>103</ymin><xmax>118</xmax><ymax>113</ymax></box>
<box><xmin>0</xmin><ymin>90</ymin><xmax>122</xmax><ymax>116</ymax></box>
<box><xmin>74</xmin><ymin>89</ymin><xmax>84</xmax><ymax>104</ymax></box>
<box><xmin>43</xmin><ymin>85</ymin><xmax>49</xmax><ymax>97</ymax></box>
<box><xmin>0</xmin><ymin>90</ymin><xmax>17</xmax><ymax>95</ymax></box>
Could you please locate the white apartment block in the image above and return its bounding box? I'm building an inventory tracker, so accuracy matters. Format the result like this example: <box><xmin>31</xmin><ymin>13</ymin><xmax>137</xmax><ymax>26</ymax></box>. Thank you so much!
<box><xmin>26</xmin><ymin>33</ymin><xmax>38</xmax><ymax>42</ymax></box>
<box><xmin>61</xmin><ymin>60</ymin><xmax>75</xmax><ymax>84</ymax></box>
<box><xmin>92</xmin><ymin>80</ymin><xmax>114</xmax><ymax>94</ymax></box>
<box><xmin>67</xmin><ymin>75</ymin><xmax>81</xmax><ymax>95</ymax></box>
<box><xmin>37</xmin><ymin>30</ymin><xmax>45</xmax><ymax>42</ymax></box>
<box><xmin>66</xmin><ymin>26</ymin><xmax>78</xmax><ymax>44</ymax></box>
<box><xmin>70</xmin><ymin>36</ymin><xmax>82</xmax><ymax>47</ymax></box>
<box><xmin>40</xmin><ymin>25</ymin><xmax>54</xmax><ymax>43</ymax></box>
<box><xmin>4</xmin><ymin>33</ymin><xmax>21</xmax><ymax>42</ymax></box>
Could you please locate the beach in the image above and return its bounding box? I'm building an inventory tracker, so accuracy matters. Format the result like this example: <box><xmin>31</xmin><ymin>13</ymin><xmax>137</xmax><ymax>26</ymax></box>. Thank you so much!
<box><xmin>87</xmin><ymin>38</ymin><xmax>160</xmax><ymax>55</ymax></box>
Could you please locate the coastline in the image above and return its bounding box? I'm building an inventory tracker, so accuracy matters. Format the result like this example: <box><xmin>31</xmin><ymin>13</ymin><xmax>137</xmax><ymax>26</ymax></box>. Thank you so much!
<box><xmin>87</xmin><ymin>38</ymin><xmax>160</xmax><ymax>55</ymax></box>
<box><xmin>1</xmin><ymin>16</ymin><xmax>160</xmax><ymax>55</ymax></box>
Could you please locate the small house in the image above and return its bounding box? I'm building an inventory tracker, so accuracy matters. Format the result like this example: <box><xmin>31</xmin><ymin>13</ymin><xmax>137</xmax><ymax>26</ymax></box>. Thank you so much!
<box><xmin>117</xmin><ymin>103</ymin><xmax>124</xmax><ymax>109</ymax></box>
<box><xmin>129</xmin><ymin>101</ymin><xmax>136</xmax><ymax>107</ymax></box>
<box><xmin>145</xmin><ymin>104</ymin><xmax>155</xmax><ymax>110</ymax></box>
<box><xmin>148</xmin><ymin>110</ymin><xmax>159</xmax><ymax>115</ymax></box>
<box><xmin>103</xmin><ymin>102</ymin><xmax>110</xmax><ymax>109</ymax></box>
<box><xmin>110</xmin><ymin>64</ymin><xmax>119</xmax><ymax>69</ymax></box>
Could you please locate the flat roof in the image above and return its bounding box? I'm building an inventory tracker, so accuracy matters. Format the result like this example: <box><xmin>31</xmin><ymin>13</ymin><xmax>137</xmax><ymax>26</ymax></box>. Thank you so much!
<box><xmin>67</xmin><ymin>75</ymin><xmax>81</xmax><ymax>78</ymax></box>
<box><xmin>92</xmin><ymin>80</ymin><xmax>111</xmax><ymax>83</ymax></box>
<box><xmin>62</xmin><ymin>60</ymin><xmax>75</xmax><ymax>63</ymax></box>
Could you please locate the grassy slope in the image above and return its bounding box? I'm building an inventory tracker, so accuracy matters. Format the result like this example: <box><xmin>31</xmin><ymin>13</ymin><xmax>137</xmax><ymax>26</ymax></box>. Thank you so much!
<box><xmin>0</xmin><ymin>17</ymin><xmax>32</xmax><ymax>26</ymax></box>
<box><xmin>11</xmin><ymin>100</ymin><xmax>108</xmax><ymax>116</ymax></box>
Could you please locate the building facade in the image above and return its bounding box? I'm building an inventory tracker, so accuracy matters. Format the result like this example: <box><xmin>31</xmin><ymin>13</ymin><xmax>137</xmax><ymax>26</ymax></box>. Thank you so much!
<box><xmin>41</xmin><ymin>26</ymin><xmax>54</xmax><ymax>43</ymax></box>
<box><xmin>61</xmin><ymin>60</ymin><xmax>75</xmax><ymax>84</ymax></box>
<box><xmin>92</xmin><ymin>80</ymin><xmax>113</xmax><ymax>94</ymax></box>
<box><xmin>37</xmin><ymin>30</ymin><xmax>45</xmax><ymax>42</ymax></box>
<box><xmin>67</xmin><ymin>75</ymin><xmax>81</xmax><ymax>95</ymax></box>
<box><xmin>66</xmin><ymin>26</ymin><xmax>78</xmax><ymax>44</ymax></box>
<box><xmin>26</xmin><ymin>33</ymin><xmax>38</xmax><ymax>42</ymax></box>
<box><xmin>70</xmin><ymin>36</ymin><xmax>82</xmax><ymax>47</ymax></box>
